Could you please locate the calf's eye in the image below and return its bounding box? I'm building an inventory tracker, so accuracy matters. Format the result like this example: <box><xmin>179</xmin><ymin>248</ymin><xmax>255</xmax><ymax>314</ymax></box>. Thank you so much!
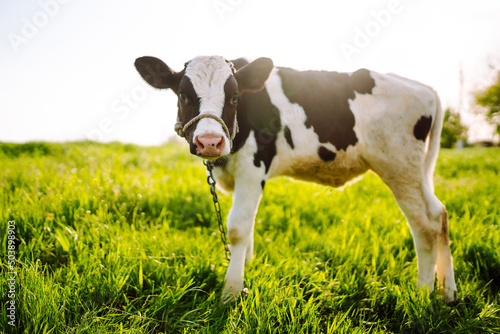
<box><xmin>179</xmin><ymin>94</ymin><xmax>189</xmax><ymax>104</ymax></box>
<box><xmin>231</xmin><ymin>93</ymin><xmax>239</xmax><ymax>105</ymax></box>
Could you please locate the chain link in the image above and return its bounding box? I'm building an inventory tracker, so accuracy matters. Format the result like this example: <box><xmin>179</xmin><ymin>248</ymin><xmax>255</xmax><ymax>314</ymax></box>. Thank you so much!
<box><xmin>204</xmin><ymin>160</ymin><xmax>231</xmax><ymax>261</ymax></box>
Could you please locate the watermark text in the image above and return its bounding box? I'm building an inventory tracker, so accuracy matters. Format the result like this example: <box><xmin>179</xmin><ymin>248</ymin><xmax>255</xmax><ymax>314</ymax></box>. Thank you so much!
<box><xmin>339</xmin><ymin>0</ymin><xmax>403</xmax><ymax>63</ymax></box>
<box><xmin>7</xmin><ymin>0</ymin><xmax>72</xmax><ymax>53</ymax></box>
<box><xmin>212</xmin><ymin>0</ymin><xmax>244</xmax><ymax>21</ymax></box>
<box><xmin>6</xmin><ymin>220</ymin><xmax>17</xmax><ymax>327</ymax></box>
<box><xmin>85</xmin><ymin>82</ymin><xmax>154</xmax><ymax>141</ymax></box>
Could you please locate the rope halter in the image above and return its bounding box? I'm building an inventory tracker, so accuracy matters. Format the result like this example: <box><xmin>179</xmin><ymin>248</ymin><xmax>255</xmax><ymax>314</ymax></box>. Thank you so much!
<box><xmin>174</xmin><ymin>112</ymin><xmax>239</xmax><ymax>147</ymax></box>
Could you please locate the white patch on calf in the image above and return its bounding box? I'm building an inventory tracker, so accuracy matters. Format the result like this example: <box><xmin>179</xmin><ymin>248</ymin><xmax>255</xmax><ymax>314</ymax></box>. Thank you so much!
<box><xmin>185</xmin><ymin>56</ymin><xmax>233</xmax><ymax>155</ymax></box>
<box><xmin>349</xmin><ymin>71</ymin><xmax>436</xmax><ymax>177</ymax></box>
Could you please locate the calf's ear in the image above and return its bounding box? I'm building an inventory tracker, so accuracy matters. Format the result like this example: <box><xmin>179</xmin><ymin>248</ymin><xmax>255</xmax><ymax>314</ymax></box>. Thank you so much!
<box><xmin>234</xmin><ymin>57</ymin><xmax>274</xmax><ymax>93</ymax></box>
<box><xmin>134</xmin><ymin>56</ymin><xmax>180</xmax><ymax>91</ymax></box>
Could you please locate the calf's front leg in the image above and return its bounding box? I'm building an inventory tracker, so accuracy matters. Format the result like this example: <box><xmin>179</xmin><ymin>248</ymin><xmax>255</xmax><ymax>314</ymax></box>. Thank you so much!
<box><xmin>222</xmin><ymin>178</ymin><xmax>263</xmax><ymax>301</ymax></box>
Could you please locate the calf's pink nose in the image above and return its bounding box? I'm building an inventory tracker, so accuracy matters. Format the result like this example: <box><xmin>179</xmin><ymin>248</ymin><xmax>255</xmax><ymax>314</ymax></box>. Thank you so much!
<box><xmin>195</xmin><ymin>134</ymin><xmax>225</xmax><ymax>157</ymax></box>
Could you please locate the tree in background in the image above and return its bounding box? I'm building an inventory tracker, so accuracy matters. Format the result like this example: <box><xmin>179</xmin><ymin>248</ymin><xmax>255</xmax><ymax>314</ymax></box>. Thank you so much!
<box><xmin>475</xmin><ymin>70</ymin><xmax>500</xmax><ymax>136</ymax></box>
<box><xmin>441</xmin><ymin>108</ymin><xmax>468</xmax><ymax>148</ymax></box>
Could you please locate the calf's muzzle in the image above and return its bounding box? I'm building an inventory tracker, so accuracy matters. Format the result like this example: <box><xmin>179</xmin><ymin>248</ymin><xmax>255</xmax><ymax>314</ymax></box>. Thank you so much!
<box><xmin>195</xmin><ymin>134</ymin><xmax>225</xmax><ymax>157</ymax></box>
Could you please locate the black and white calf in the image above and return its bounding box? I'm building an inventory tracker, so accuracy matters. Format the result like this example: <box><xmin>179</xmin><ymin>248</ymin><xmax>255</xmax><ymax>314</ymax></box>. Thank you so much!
<box><xmin>134</xmin><ymin>55</ymin><xmax>457</xmax><ymax>302</ymax></box>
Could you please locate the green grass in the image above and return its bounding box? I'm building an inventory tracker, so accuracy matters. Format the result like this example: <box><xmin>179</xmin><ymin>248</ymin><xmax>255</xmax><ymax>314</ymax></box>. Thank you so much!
<box><xmin>1</xmin><ymin>141</ymin><xmax>499</xmax><ymax>333</ymax></box>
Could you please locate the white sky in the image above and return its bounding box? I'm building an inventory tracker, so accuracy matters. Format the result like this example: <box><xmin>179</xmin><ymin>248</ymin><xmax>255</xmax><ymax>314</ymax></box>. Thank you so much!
<box><xmin>1</xmin><ymin>0</ymin><xmax>499</xmax><ymax>145</ymax></box>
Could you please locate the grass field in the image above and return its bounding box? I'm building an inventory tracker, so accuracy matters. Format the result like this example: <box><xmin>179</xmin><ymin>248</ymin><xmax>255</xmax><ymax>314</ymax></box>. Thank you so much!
<box><xmin>1</xmin><ymin>142</ymin><xmax>499</xmax><ymax>333</ymax></box>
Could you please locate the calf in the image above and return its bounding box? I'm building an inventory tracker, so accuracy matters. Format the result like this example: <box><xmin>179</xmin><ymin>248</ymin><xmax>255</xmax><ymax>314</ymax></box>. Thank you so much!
<box><xmin>134</xmin><ymin>55</ymin><xmax>457</xmax><ymax>302</ymax></box>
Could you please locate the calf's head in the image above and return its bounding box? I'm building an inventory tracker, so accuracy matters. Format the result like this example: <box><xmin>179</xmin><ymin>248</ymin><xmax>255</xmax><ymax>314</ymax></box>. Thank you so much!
<box><xmin>134</xmin><ymin>55</ymin><xmax>274</xmax><ymax>158</ymax></box>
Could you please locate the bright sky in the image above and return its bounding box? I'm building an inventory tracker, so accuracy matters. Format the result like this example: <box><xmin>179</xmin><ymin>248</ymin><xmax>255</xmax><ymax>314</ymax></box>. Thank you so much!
<box><xmin>1</xmin><ymin>0</ymin><xmax>499</xmax><ymax>145</ymax></box>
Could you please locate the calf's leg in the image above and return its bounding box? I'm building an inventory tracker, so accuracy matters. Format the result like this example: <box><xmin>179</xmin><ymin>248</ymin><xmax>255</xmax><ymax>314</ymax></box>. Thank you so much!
<box><xmin>222</xmin><ymin>176</ymin><xmax>264</xmax><ymax>301</ymax></box>
<box><xmin>433</xmin><ymin>195</ymin><xmax>457</xmax><ymax>302</ymax></box>
<box><xmin>386</xmin><ymin>179</ymin><xmax>456</xmax><ymax>302</ymax></box>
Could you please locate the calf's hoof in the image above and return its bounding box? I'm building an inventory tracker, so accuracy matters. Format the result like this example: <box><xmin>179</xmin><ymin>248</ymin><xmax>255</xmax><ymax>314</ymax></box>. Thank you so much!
<box><xmin>441</xmin><ymin>287</ymin><xmax>457</xmax><ymax>304</ymax></box>
<box><xmin>222</xmin><ymin>278</ymin><xmax>243</xmax><ymax>303</ymax></box>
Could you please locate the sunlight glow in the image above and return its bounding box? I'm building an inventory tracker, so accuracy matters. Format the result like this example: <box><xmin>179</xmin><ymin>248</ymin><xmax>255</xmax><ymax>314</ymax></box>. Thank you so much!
<box><xmin>1</xmin><ymin>0</ymin><xmax>499</xmax><ymax>145</ymax></box>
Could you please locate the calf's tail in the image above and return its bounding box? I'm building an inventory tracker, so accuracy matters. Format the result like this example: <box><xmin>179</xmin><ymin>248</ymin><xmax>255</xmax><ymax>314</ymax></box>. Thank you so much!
<box><xmin>424</xmin><ymin>92</ymin><xmax>444</xmax><ymax>193</ymax></box>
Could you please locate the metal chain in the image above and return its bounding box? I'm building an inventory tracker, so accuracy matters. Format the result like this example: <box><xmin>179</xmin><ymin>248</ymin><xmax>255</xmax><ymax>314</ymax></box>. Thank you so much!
<box><xmin>204</xmin><ymin>160</ymin><xmax>231</xmax><ymax>261</ymax></box>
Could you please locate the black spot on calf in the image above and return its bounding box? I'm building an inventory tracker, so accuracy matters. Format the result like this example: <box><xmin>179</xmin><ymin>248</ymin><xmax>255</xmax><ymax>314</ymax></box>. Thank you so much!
<box><xmin>414</xmin><ymin>115</ymin><xmax>432</xmax><ymax>141</ymax></box>
<box><xmin>284</xmin><ymin>126</ymin><xmax>295</xmax><ymax>149</ymax></box>
<box><xmin>350</xmin><ymin>68</ymin><xmax>376</xmax><ymax>94</ymax></box>
<box><xmin>233</xmin><ymin>86</ymin><xmax>281</xmax><ymax>174</ymax></box>
<box><xmin>278</xmin><ymin>68</ymin><xmax>375</xmax><ymax>152</ymax></box>
<box><xmin>318</xmin><ymin>146</ymin><xmax>336</xmax><ymax>162</ymax></box>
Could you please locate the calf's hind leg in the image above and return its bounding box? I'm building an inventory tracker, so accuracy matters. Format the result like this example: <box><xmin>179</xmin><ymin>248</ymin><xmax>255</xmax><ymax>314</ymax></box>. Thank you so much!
<box><xmin>384</xmin><ymin>178</ymin><xmax>456</xmax><ymax>302</ymax></box>
<box><xmin>434</xmin><ymin>194</ymin><xmax>456</xmax><ymax>302</ymax></box>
